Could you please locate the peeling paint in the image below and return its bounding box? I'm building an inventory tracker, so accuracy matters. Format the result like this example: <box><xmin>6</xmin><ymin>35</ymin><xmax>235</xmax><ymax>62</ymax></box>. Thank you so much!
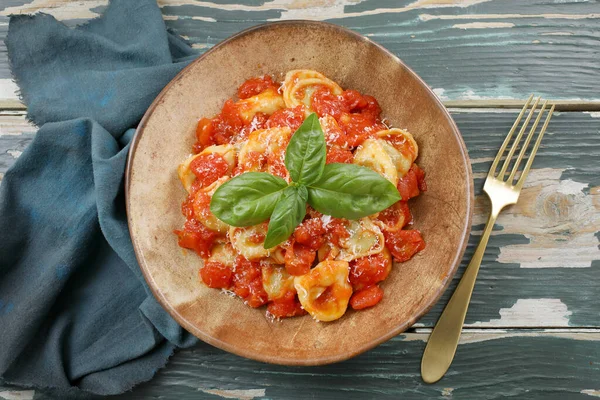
<box><xmin>0</xmin><ymin>80</ymin><xmax>20</xmax><ymax>102</ymax></box>
<box><xmin>5</xmin><ymin>149</ymin><xmax>23</xmax><ymax>158</ymax></box>
<box><xmin>0</xmin><ymin>0</ymin><xmax>107</xmax><ymax>19</ymax></box>
<box><xmin>585</xmin><ymin>112</ymin><xmax>600</xmax><ymax>118</ymax></box>
<box><xmin>494</xmin><ymin>168</ymin><xmax>600</xmax><ymax>269</ymax></box>
<box><xmin>433</xmin><ymin>88</ymin><xmax>447</xmax><ymax>100</ymax></box>
<box><xmin>7</xmin><ymin>150</ymin><xmax>23</xmax><ymax>159</ymax></box>
<box><xmin>420</xmin><ymin>13</ymin><xmax>600</xmax><ymax>21</ymax></box>
<box><xmin>469</xmin><ymin>299</ymin><xmax>572</xmax><ymax>327</ymax></box>
<box><xmin>541</xmin><ymin>31</ymin><xmax>574</xmax><ymax>35</ymax></box>
<box><xmin>0</xmin><ymin>391</ymin><xmax>35</xmax><ymax>400</ymax></box>
<box><xmin>199</xmin><ymin>388</ymin><xmax>266</xmax><ymax>400</ymax></box>
<box><xmin>582</xmin><ymin>390</ymin><xmax>600</xmax><ymax>398</ymax></box>
<box><xmin>453</xmin><ymin>22</ymin><xmax>514</xmax><ymax>29</ymax></box>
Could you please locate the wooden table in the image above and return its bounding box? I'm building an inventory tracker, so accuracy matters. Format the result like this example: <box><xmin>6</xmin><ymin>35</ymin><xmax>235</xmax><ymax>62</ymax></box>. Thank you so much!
<box><xmin>1</xmin><ymin>1</ymin><xmax>599</xmax><ymax>399</ymax></box>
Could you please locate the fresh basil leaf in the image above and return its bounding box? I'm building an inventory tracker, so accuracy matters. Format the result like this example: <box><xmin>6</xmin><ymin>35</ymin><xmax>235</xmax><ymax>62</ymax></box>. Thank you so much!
<box><xmin>263</xmin><ymin>185</ymin><xmax>308</xmax><ymax>249</ymax></box>
<box><xmin>307</xmin><ymin>163</ymin><xmax>401</xmax><ymax>220</ymax></box>
<box><xmin>284</xmin><ymin>113</ymin><xmax>327</xmax><ymax>185</ymax></box>
<box><xmin>210</xmin><ymin>172</ymin><xmax>288</xmax><ymax>227</ymax></box>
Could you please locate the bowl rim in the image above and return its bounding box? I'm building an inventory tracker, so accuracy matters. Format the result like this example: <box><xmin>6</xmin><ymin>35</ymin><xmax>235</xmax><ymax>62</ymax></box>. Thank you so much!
<box><xmin>125</xmin><ymin>20</ymin><xmax>474</xmax><ymax>366</ymax></box>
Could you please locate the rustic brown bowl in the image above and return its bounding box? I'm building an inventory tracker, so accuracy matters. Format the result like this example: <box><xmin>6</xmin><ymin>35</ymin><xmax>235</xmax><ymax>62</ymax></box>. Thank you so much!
<box><xmin>126</xmin><ymin>21</ymin><xmax>473</xmax><ymax>366</ymax></box>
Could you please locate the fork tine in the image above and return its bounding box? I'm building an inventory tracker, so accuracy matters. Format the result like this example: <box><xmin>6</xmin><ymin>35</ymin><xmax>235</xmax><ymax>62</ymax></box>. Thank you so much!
<box><xmin>488</xmin><ymin>94</ymin><xmax>534</xmax><ymax>178</ymax></box>
<box><xmin>515</xmin><ymin>104</ymin><xmax>555</xmax><ymax>189</ymax></box>
<box><xmin>508</xmin><ymin>100</ymin><xmax>548</xmax><ymax>183</ymax></box>
<box><xmin>497</xmin><ymin>96</ymin><xmax>541</xmax><ymax>179</ymax></box>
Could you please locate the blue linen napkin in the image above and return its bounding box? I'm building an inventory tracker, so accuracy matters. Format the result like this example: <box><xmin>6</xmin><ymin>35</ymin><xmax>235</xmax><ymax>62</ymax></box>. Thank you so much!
<box><xmin>0</xmin><ymin>0</ymin><xmax>200</xmax><ymax>395</ymax></box>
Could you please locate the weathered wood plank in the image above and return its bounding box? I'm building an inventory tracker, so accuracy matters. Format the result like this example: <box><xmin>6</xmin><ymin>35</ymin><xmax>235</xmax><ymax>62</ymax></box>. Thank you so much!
<box><xmin>3</xmin><ymin>330</ymin><xmax>599</xmax><ymax>399</ymax></box>
<box><xmin>2</xmin><ymin>110</ymin><xmax>599</xmax><ymax>329</ymax></box>
<box><xmin>1</xmin><ymin>0</ymin><xmax>600</xmax><ymax>104</ymax></box>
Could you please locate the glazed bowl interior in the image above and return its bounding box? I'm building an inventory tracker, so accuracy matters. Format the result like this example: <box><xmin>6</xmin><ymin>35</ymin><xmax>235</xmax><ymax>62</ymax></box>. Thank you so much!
<box><xmin>127</xmin><ymin>21</ymin><xmax>473</xmax><ymax>365</ymax></box>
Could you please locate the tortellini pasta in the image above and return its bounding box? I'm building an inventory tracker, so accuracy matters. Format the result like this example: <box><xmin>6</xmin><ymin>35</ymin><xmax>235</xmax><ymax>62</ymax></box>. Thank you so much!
<box><xmin>262</xmin><ymin>264</ymin><xmax>296</xmax><ymax>301</ymax></box>
<box><xmin>337</xmin><ymin>218</ymin><xmax>385</xmax><ymax>262</ymax></box>
<box><xmin>282</xmin><ymin>70</ymin><xmax>343</xmax><ymax>112</ymax></box>
<box><xmin>237</xmin><ymin>88</ymin><xmax>285</xmax><ymax>123</ymax></box>
<box><xmin>294</xmin><ymin>260</ymin><xmax>352</xmax><ymax>322</ymax></box>
<box><xmin>353</xmin><ymin>139</ymin><xmax>399</xmax><ymax>185</ymax></box>
<box><xmin>207</xmin><ymin>242</ymin><xmax>237</xmax><ymax>268</ymax></box>
<box><xmin>237</xmin><ymin>127</ymin><xmax>292</xmax><ymax>178</ymax></box>
<box><xmin>177</xmin><ymin>144</ymin><xmax>236</xmax><ymax>192</ymax></box>
<box><xmin>229</xmin><ymin>223</ymin><xmax>275</xmax><ymax>261</ymax></box>
<box><xmin>193</xmin><ymin>176</ymin><xmax>230</xmax><ymax>233</ymax></box>
<box><xmin>376</xmin><ymin>128</ymin><xmax>418</xmax><ymax>177</ymax></box>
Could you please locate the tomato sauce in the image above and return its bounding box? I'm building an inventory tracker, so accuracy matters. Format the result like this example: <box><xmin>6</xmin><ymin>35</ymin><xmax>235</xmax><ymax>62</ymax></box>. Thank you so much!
<box><xmin>350</xmin><ymin>285</ymin><xmax>384</xmax><ymax>310</ymax></box>
<box><xmin>177</xmin><ymin>72</ymin><xmax>427</xmax><ymax>320</ymax></box>
<box><xmin>384</xmin><ymin>229</ymin><xmax>426</xmax><ymax>262</ymax></box>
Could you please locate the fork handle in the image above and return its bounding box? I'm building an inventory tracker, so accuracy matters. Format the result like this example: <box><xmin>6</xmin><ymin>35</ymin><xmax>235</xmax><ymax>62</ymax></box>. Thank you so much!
<box><xmin>421</xmin><ymin>209</ymin><xmax>499</xmax><ymax>383</ymax></box>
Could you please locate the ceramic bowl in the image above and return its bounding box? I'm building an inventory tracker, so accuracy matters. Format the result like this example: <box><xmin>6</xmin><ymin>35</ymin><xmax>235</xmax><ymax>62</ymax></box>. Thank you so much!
<box><xmin>126</xmin><ymin>21</ymin><xmax>473</xmax><ymax>365</ymax></box>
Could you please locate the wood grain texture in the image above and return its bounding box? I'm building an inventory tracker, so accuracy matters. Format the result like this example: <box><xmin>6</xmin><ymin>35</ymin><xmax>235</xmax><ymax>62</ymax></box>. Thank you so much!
<box><xmin>0</xmin><ymin>0</ymin><xmax>599</xmax><ymax>398</ymax></box>
<box><xmin>2</xmin><ymin>330</ymin><xmax>599</xmax><ymax>399</ymax></box>
<box><xmin>1</xmin><ymin>0</ymin><xmax>600</xmax><ymax>104</ymax></box>
<box><xmin>2</xmin><ymin>110</ymin><xmax>598</xmax><ymax>328</ymax></box>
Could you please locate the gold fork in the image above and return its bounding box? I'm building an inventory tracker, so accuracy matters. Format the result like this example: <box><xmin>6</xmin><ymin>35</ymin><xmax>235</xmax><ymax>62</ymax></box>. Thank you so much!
<box><xmin>421</xmin><ymin>95</ymin><xmax>555</xmax><ymax>383</ymax></box>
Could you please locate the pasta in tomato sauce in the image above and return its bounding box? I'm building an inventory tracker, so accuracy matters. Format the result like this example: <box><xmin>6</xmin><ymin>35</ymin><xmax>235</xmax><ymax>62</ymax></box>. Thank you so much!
<box><xmin>175</xmin><ymin>70</ymin><xmax>426</xmax><ymax>322</ymax></box>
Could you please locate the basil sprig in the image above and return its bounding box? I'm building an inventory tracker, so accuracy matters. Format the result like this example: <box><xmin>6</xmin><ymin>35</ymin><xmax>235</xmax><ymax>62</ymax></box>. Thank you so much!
<box><xmin>210</xmin><ymin>113</ymin><xmax>401</xmax><ymax>248</ymax></box>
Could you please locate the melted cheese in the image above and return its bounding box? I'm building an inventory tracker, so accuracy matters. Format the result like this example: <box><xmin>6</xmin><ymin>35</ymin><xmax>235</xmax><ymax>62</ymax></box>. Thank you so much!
<box><xmin>282</xmin><ymin>69</ymin><xmax>343</xmax><ymax>112</ymax></box>
<box><xmin>177</xmin><ymin>144</ymin><xmax>236</xmax><ymax>193</ymax></box>
<box><xmin>237</xmin><ymin>88</ymin><xmax>285</xmax><ymax>123</ymax></box>
<box><xmin>294</xmin><ymin>260</ymin><xmax>352</xmax><ymax>322</ymax></box>
<box><xmin>262</xmin><ymin>264</ymin><xmax>295</xmax><ymax>301</ymax></box>
<box><xmin>337</xmin><ymin>218</ymin><xmax>385</xmax><ymax>261</ymax></box>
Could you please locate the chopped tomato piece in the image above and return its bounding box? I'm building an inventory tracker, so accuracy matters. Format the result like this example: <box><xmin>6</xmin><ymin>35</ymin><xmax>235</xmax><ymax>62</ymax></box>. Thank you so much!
<box><xmin>238</xmin><ymin>75</ymin><xmax>279</xmax><ymax>99</ymax></box>
<box><xmin>212</xmin><ymin>99</ymin><xmax>245</xmax><ymax>145</ymax></box>
<box><xmin>350</xmin><ymin>285</ymin><xmax>384</xmax><ymax>310</ymax></box>
<box><xmin>233</xmin><ymin>256</ymin><xmax>268</xmax><ymax>308</ymax></box>
<box><xmin>338</xmin><ymin>112</ymin><xmax>386</xmax><ymax>147</ymax></box>
<box><xmin>248</xmin><ymin>231</ymin><xmax>266</xmax><ymax>244</ymax></box>
<box><xmin>266</xmin><ymin>105</ymin><xmax>306</xmax><ymax>131</ymax></box>
<box><xmin>200</xmin><ymin>261</ymin><xmax>233</xmax><ymax>289</ymax></box>
<box><xmin>376</xmin><ymin>201</ymin><xmax>412</xmax><ymax>230</ymax></box>
<box><xmin>238</xmin><ymin>112</ymin><xmax>269</xmax><ymax>142</ymax></box>
<box><xmin>397</xmin><ymin>164</ymin><xmax>426</xmax><ymax>200</ymax></box>
<box><xmin>174</xmin><ymin>220</ymin><xmax>217</xmax><ymax>258</ymax></box>
<box><xmin>189</xmin><ymin>153</ymin><xmax>229</xmax><ymax>189</ymax></box>
<box><xmin>294</xmin><ymin>218</ymin><xmax>327</xmax><ymax>250</ymax></box>
<box><xmin>342</xmin><ymin>90</ymin><xmax>368</xmax><ymax>112</ymax></box>
<box><xmin>326</xmin><ymin>218</ymin><xmax>350</xmax><ymax>248</ymax></box>
<box><xmin>284</xmin><ymin>241</ymin><xmax>316</xmax><ymax>276</ymax></box>
<box><xmin>326</xmin><ymin>146</ymin><xmax>353</xmax><ymax>164</ymax></box>
<box><xmin>194</xmin><ymin>118</ymin><xmax>215</xmax><ymax>152</ymax></box>
<box><xmin>181</xmin><ymin>194</ymin><xmax>195</xmax><ymax>219</ymax></box>
<box><xmin>267</xmin><ymin>291</ymin><xmax>307</xmax><ymax>318</ymax></box>
<box><xmin>312</xmin><ymin>86</ymin><xmax>348</xmax><ymax>119</ymax></box>
<box><xmin>349</xmin><ymin>252</ymin><xmax>391</xmax><ymax>290</ymax></box>
<box><xmin>192</xmin><ymin>191</ymin><xmax>211</xmax><ymax>221</ymax></box>
<box><xmin>412</xmin><ymin>163</ymin><xmax>427</xmax><ymax>192</ymax></box>
<box><xmin>384</xmin><ymin>229</ymin><xmax>426</xmax><ymax>262</ymax></box>
<box><xmin>266</xmin><ymin>151</ymin><xmax>288</xmax><ymax>179</ymax></box>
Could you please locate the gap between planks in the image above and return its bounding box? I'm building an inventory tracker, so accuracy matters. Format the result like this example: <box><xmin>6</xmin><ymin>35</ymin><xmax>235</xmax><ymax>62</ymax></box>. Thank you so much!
<box><xmin>3</xmin><ymin>100</ymin><xmax>600</xmax><ymax>112</ymax></box>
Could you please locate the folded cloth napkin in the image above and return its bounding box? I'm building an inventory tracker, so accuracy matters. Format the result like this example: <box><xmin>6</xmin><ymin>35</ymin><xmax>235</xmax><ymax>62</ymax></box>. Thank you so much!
<box><xmin>0</xmin><ymin>0</ymin><xmax>199</xmax><ymax>395</ymax></box>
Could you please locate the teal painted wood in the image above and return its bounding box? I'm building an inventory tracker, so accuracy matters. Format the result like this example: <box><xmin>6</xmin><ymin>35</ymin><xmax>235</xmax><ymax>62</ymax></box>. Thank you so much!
<box><xmin>2</xmin><ymin>110</ymin><xmax>598</xmax><ymax>328</ymax></box>
<box><xmin>2</xmin><ymin>332</ymin><xmax>599</xmax><ymax>399</ymax></box>
<box><xmin>1</xmin><ymin>0</ymin><xmax>600</xmax><ymax>101</ymax></box>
